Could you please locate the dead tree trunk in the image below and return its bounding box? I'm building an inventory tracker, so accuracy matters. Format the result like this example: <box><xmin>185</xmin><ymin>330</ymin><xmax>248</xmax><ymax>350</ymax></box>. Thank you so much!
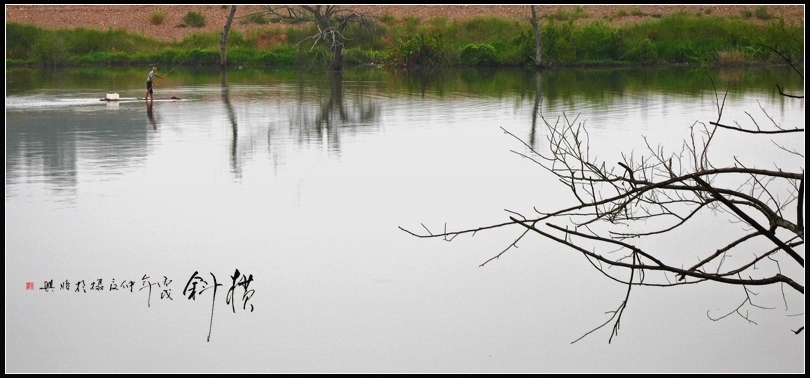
<box><xmin>531</xmin><ymin>5</ymin><xmax>542</xmax><ymax>67</ymax></box>
<box><xmin>220</xmin><ymin>5</ymin><xmax>237</xmax><ymax>68</ymax></box>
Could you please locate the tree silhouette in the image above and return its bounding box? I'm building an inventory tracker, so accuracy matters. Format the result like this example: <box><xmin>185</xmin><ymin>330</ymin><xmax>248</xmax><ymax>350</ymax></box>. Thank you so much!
<box><xmin>262</xmin><ymin>5</ymin><xmax>374</xmax><ymax>71</ymax></box>
<box><xmin>402</xmin><ymin>64</ymin><xmax>804</xmax><ymax>342</ymax></box>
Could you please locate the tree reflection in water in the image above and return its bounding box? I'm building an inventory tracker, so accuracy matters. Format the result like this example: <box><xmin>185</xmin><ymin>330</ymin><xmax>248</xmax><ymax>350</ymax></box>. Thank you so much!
<box><xmin>221</xmin><ymin>67</ymin><xmax>240</xmax><ymax>179</ymax></box>
<box><xmin>284</xmin><ymin>70</ymin><xmax>380</xmax><ymax>156</ymax></box>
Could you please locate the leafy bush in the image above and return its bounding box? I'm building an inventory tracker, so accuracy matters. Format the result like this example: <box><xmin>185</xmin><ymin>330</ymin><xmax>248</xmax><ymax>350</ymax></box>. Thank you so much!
<box><xmin>570</xmin><ymin>21</ymin><xmax>625</xmax><ymax>61</ymax></box>
<box><xmin>343</xmin><ymin>17</ymin><xmax>389</xmax><ymax>50</ymax></box>
<box><xmin>458</xmin><ymin>17</ymin><xmax>517</xmax><ymax>44</ymax></box>
<box><xmin>223</xmin><ymin>46</ymin><xmax>253</xmax><ymax>65</ymax></box>
<box><xmin>152</xmin><ymin>48</ymin><xmax>182</xmax><ymax>65</ymax></box>
<box><xmin>499</xmin><ymin>30</ymin><xmax>534</xmax><ymax>66</ymax></box>
<box><xmin>754</xmin><ymin>6</ymin><xmax>772</xmax><ymax>20</ymax></box>
<box><xmin>64</xmin><ymin>27</ymin><xmax>135</xmax><ymax>55</ymax></box>
<box><xmin>621</xmin><ymin>38</ymin><xmax>657</xmax><ymax>63</ymax></box>
<box><xmin>30</xmin><ymin>35</ymin><xmax>70</xmax><ymax>67</ymax></box>
<box><xmin>541</xmin><ymin>21</ymin><xmax>575</xmax><ymax>63</ymax></box>
<box><xmin>656</xmin><ymin>40</ymin><xmax>700</xmax><ymax>63</ymax></box>
<box><xmin>385</xmin><ymin>33</ymin><xmax>450</xmax><ymax>69</ymax></box>
<box><xmin>182</xmin><ymin>11</ymin><xmax>206</xmax><ymax>28</ymax></box>
<box><xmin>380</xmin><ymin>13</ymin><xmax>396</xmax><ymax>26</ymax></box>
<box><xmin>554</xmin><ymin>37</ymin><xmax>575</xmax><ymax>63</ymax></box>
<box><xmin>262</xmin><ymin>46</ymin><xmax>298</xmax><ymax>66</ymax></box>
<box><xmin>6</xmin><ymin>23</ymin><xmax>42</xmax><ymax>60</ymax></box>
<box><xmin>459</xmin><ymin>43</ymin><xmax>497</xmax><ymax>66</ymax></box>
<box><xmin>149</xmin><ymin>11</ymin><xmax>166</xmax><ymax>25</ymax></box>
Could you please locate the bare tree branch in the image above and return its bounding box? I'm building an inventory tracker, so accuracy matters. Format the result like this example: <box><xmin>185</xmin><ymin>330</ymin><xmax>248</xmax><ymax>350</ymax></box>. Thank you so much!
<box><xmin>401</xmin><ymin>50</ymin><xmax>804</xmax><ymax>342</ymax></box>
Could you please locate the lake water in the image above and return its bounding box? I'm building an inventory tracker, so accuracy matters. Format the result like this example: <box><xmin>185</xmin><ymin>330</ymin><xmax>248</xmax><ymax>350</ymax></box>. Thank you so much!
<box><xmin>5</xmin><ymin>66</ymin><xmax>805</xmax><ymax>373</ymax></box>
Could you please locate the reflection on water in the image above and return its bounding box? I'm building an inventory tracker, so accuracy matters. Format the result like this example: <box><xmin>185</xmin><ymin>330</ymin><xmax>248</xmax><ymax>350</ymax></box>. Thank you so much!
<box><xmin>6</xmin><ymin>106</ymin><xmax>149</xmax><ymax>200</ymax></box>
<box><xmin>5</xmin><ymin>66</ymin><xmax>804</xmax><ymax>373</ymax></box>
<box><xmin>221</xmin><ymin>68</ymin><xmax>239</xmax><ymax>179</ymax></box>
<box><xmin>146</xmin><ymin>102</ymin><xmax>158</xmax><ymax>131</ymax></box>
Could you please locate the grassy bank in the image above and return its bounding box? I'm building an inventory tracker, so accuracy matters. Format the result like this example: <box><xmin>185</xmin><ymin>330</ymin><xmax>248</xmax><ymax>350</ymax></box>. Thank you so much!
<box><xmin>5</xmin><ymin>7</ymin><xmax>804</xmax><ymax>69</ymax></box>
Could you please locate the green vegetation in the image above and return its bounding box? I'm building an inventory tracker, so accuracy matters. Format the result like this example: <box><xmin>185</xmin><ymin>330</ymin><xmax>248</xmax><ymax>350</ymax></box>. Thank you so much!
<box><xmin>241</xmin><ymin>12</ymin><xmax>269</xmax><ymax>25</ymax></box>
<box><xmin>614</xmin><ymin>10</ymin><xmax>629</xmax><ymax>18</ymax></box>
<box><xmin>754</xmin><ymin>6</ymin><xmax>772</xmax><ymax>20</ymax></box>
<box><xmin>5</xmin><ymin>10</ymin><xmax>803</xmax><ymax>70</ymax></box>
<box><xmin>544</xmin><ymin>6</ymin><xmax>589</xmax><ymax>22</ymax></box>
<box><xmin>181</xmin><ymin>11</ymin><xmax>206</xmax><ymax>28</ymax></box>
<box><xmin>149</xmin><ymin>11</ymin><xmax>166</xmax><ymax>25</ymax></box>
<box><xmin>386</xmin><ymin>34</ymin><xmax>451</xmax><ymax>69</ymax></box>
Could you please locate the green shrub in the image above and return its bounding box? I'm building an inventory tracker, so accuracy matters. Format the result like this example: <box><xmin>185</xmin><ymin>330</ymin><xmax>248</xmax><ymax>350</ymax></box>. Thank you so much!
<box><xmin>177</xmin><ymin>32</ymin><xmax>220</xmax><ymax>49</ymax></box>
<box><xmin>459</xmin><ymin>43</ymin><xmax>497</xmax><ymax>66</ymax></box>
<box><xmin>182</xmin><ymin>11</ymin><xmax>206</xmax><ymax>28</ymax></box>
<box><xmin>500</xmin><ymin>30</ymin><xmax>534</xmax><ymax>66</ymax></box>
<box><xmin>380</xmin><ymin>13</ymin><xmax>396</xmax><ymax>25</ymax></box>
<box><xmin>458</xmin><ymin>17</ymin><xmax>516</xmax><ymax>44</ymax></box>
<box><xmin>172</xmin><ymin>48</ymin><xmax>218</xmax><ymax>65</ymax></box>
<box><xmin>30</xmin><ymin>35</ymin><xmax>70</xmax><ymax>67</ymax></box>
<box><xmin>6</xmin><ymin>23</ymin><xmax>42</xmax><ymax>60</ymax></box>
<box><xmin>540</xmin><ymin>20</ymin><xmax>574</xmax><ymax>62</ymax></box>
<box><xmin>621</xmin><ymin>38</ymin><xmax>657</xmax><ymax>63</ymax></box>
<box><xmin>222</xmin><ymin>46</ymin><xmax>253</xmax><ymax>65</ymax></box>
<box><xmin>152</xmin><ymin>48</ymin><xmax>182</xmax><ymax>65</ymax></box>
<box><xmin>64</xmin><ymin>27</ymin><xmax>136</xmax><ymax>55</ymax></box>
<box><xmin>554</xmin><ymin>37</ymin><xmax>575</xmax><ymax>63</ymax></box>
<box><xmin>149</xmin><ymin>11</ymin><xmax>166</xmax><ymax>25</ymax></box>
<box><xmin>545</xmin><ymin>6</ymin><xmax>589</xmax><ymax>22</ymax></box>
<box><xmin>570</xmin><ymin>21</ymin><xmax>625</xmax><ymax>61</ymax></box>
<box><xmin>656</xmin><ymin>40</ymin><xmax>700</xmax><ymax>63</ymax></box>
<box><xmin>242</xmin><ymin>12</ymin><xmax>268</xmax><ymax>25</ymax></box>
<box><xmin>402</xmin><ymin>16</ymin><xmax>421</xmax><ymax>28</ymax></box>
<box><xmin>264</xmin><ymin>46</ymin><xmax>299</xmax><ymax>66</ymax></box>
<box><xmin>343</xmin><ymin>17</ymin><xmax>388</xmax><ymax>50</ymax></box>
<box><xmin>754</xmin><ymin>6</ymin><xmax>772</xmax><ymax>20</ymax></box>
<box><xmin>385</xmin><ymin>33</ymin><xmax>450</xmax><ymax>69</ymax></box>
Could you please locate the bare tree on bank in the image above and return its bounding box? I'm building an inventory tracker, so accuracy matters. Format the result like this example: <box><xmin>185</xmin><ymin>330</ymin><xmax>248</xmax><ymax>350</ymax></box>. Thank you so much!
<box><xmin>401</xmin><ymin>67</ymin><xmax>804</xmax><ymax>343</ymax></box>
<box><xmin>261</xmin><ymin>5</ymin><xmax>373</xmax><ymax>72</ymax></box>
<box><xmin>530</xmin><ymin>5</ymin><xmax>542</xmax><ymax>67</ymax></box>
<box><xmin>220</xmin><ymin>5</ymin><xmax>238</xmax><ymax>67</ymax></box>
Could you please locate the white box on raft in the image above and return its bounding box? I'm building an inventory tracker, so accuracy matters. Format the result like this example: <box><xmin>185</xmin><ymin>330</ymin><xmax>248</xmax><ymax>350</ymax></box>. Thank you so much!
<box><xmin>105</xmin><ymin>93</ymin><xmax>120</xmax><ymax>101</ymax></box>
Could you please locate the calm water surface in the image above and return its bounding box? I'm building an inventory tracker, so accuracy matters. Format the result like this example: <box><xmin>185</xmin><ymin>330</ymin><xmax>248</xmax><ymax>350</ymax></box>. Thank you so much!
<box><xmin>5</xmin><ymin>66</ymin><xmax>804</xmax><ymax>373</ymax></box>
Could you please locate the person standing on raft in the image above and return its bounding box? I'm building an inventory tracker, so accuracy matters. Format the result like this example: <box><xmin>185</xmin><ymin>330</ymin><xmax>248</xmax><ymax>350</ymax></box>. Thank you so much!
<box><xmin>143</xmin><ymin>66</ymin><xmax>164</xmax><ymax>101</ymax></box>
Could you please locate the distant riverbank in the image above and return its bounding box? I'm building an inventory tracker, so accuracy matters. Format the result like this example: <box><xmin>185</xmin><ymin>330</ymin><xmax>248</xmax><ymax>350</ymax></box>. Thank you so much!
<box><xmin>6</xmin><ymin>5</ymin><xmax>804</xmax><ymax>69</ymax></box>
